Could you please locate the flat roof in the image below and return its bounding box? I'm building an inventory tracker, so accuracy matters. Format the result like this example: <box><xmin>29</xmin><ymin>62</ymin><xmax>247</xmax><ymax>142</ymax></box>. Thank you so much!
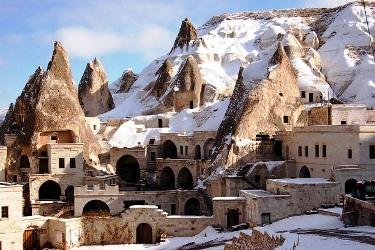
<box><xmin>268</xmin><ymin>178</ymin><xmax>337</xmax><ymax>185</ymax></box>
<box><xmin>240</xmin><ymin>189</ymin><xmax>290</xmax><ymax>197</ymax></box>
<box><xmin>293</xmin><ymin>125</ymin><xmax>375</xmax><ymax>133</ymax></box>
<box><xmin>212</xmin><ymin>197</ymin><xmax>246</xmax><ymax>201</ymax></box>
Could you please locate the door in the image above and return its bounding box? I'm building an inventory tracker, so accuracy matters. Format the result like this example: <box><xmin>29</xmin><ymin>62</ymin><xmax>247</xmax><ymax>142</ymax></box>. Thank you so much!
<box><xmin>261</xmin><ymin>213</ymin><xmax>271</xmax><ymax>225</ymax></box>
<box><xmin>136</xmin><ymin>223</ymin><xmax>153</xmax><ymax>244</ymax></box>
<box><xmin>39</xmin><ymin>158</ymin><xmax>48</xmax><ymax>174</ymax></box>
<box><xmin>227</xmin><ymin>209</ymin><xmax>240</xmax><ymax>228</ymax></box>
<box><xmin>23</xmin><ymin>229</ymin><xmax>39</xmax><ymax>250</ymax></box>
<box><xmin>309</xmin><ymin>93</ymin><xmax>314</xmax><ymax>102</ymax></box>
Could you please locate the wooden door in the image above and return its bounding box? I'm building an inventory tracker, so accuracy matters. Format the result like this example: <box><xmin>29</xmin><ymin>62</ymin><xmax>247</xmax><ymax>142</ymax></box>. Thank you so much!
<box><xmin>136</xmin><ymin>223</ymin><xmax>152</xmax><ymax>244</ymax></box>
<box><xmin>23</xmin><ymin>229</ymin><xmax>39</xmax><ymax>250</ymax></box>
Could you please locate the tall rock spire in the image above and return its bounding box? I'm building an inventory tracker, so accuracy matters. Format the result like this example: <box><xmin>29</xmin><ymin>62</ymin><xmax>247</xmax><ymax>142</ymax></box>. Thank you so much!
<box><xmin>170</xmin><ymin>18</ymin><xmax>198</xmax><ymax>53</ymax></box>
<box><xmin>78</xmin><ymin>58</ymin><xmax>114</xmax><ymax>116</ymax></box>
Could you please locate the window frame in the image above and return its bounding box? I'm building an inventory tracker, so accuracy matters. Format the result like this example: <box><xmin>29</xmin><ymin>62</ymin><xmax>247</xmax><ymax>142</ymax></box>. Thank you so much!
<box><xmin>59</xmin><ymin>158</ymin><xmax>65</xmax><ymax>168</ymax></box>
<box><xmin>1</xmin><ymin>206</ymin><xmax>8</xmax><ymax>219</ymax></box>
<box><xmin>69</xmin><ymin>158</ymin><xmax>76</xmax><ymax>168</ymax></box>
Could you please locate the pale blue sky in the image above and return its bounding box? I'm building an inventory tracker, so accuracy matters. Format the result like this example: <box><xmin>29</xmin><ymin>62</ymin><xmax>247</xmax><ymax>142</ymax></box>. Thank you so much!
<box><xmin>0</xmin><ymin>0</ymin><xmax>352</xmax><ymax>107</ymax></box>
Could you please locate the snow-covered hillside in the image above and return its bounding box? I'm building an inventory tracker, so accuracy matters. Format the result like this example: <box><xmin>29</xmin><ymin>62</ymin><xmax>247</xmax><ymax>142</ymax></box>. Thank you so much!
<box><xmin>0</xmin><ymin>108</ymin><xmax>8</xmax><ymax>124</ymax></box>
<box><xmin>104</xmin><ymin>1</ymin><xmax>374</xmax><ymax>133</ymax></box>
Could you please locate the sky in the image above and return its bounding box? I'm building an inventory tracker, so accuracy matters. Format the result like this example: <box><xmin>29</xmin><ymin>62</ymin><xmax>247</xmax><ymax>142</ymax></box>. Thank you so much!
<box><xmin>0</xmin><ymin>0</ymin><xmax>354</xmax><ymax>108</ymax></box>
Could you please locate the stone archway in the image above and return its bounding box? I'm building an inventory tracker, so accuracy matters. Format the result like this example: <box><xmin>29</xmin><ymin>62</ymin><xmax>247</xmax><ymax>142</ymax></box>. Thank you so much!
<box><xmin>160</xmin><ymin>166</ymin><xmax>175</xmax><ymax>190</ymax></box>
<box><xmin>345</xmin><ymin>178</ymin><xmax>357</xmax><ymax>194</ymax></box>
<box><xmin>162</xmin><ymin>140</ymin><xmax>177</xmax><ymax>158</ymax></box>
<box><xmin>227</xmin><ymin>209</ymin><xmax>240</xmax><ymax>228</ymax></box>
<box><xmin>82</xmin><ymin>200</ymin><xmax>110</xmax><ymax>216</ymax></box>
<box><xmin>177</xmin><ymin>167</ymin><xmax>193</xmax><ymax>190</ymax></box>
<box><xmin>299</xmin><ymin>165</ymin><xmax>311</xmax><ymax>178</ymax></box>
<box><xmin>136</xmin><ymin>223</ymin><xmax>153</xmax><ymax>244</ymax></box>
<box><xmin>39</xmin><ymin>180</ymin><xmax>61</xmax><ymax>200</ymax></box>
<box><xmin>65</xmin><ymin>185</ymin><xmax>74</xmax><ymax>202</ymax></box>
<box><xmin>116</xmin><ymin>155</ymin><xmax>140</xmax><ymax>183</ymax></box>
<box><xmin>184</xmin><ymin>198</ymin><xmax>200</xmax><ymax>215</ymax></box>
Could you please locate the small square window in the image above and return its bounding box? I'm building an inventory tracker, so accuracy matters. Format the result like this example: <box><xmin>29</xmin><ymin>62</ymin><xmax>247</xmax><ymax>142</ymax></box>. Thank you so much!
<box><xmin>298</xmin><ymin>146</ymin><xmax>302</xmax><ymax>156</ymax></box>
<box><xmin>283</xmin><ymin>116</ymin><xmax>289</xmax><ymax>124</ymax></box>
<box><xmin>185</xmin><ymin>146</ymin><xmax>188</xmax><ymax>155</ymax></box>
<box><xmin>304</xmin><ymin>146</ymin><xmax>309</xmax><ymax>157</ymax></box>
<box><xmin>348</xmin><ymin>149</ymin><xmax>352</xmax><ymax>159</ymax></box>
<box><xmin>315</xmin><ymin>145</ymin><xmax>319</xmax><ymax>157</ymax></box>
<box><xmin>1</xmin><ymin>206</ymin><xmax>8</xmax><ymax>218</ymax></box>
<box><xmin>341</xmin><ymin>121</ymin><xmax>347</xmax><ymax>125</ymax></box>
<box><xmin>180</xmin><ymin>146</ymin><xmax>183</xmax><ymax>155</ymax></box>
<box><xmin>70</xmin><ymin>158</ymin><xmax>76</xmax><ymax>168</ymax></box>
<box><xmin>301</xmin><ymin>91</ymin><xmax>306</xmax><ymax>98</ymax></box>
<box><xmin>149</xmin><ymin>139</ymin><xmax>155</xmax><ymax>145</ymax></box>
<box><xmin>93</xmin><ymin>124</ymin><xmax>97</xmax><ymax>130</ymax></box>
<box><xmin>59</xmin><ymin>158</ymin><xmax>65</xmax><ymax>168</ymax></box>
<box><xmin>322</xmin><ymin>145</ymin><xmax>327</xmax><ymax>158</ymax></box>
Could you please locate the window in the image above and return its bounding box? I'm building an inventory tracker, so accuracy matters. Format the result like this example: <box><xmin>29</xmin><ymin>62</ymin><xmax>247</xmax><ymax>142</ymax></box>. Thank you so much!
<box><xmin>180</xmin><ymin>146</ymin><xmax>183</xmax><ymax>155</ymax></box>
<box><xmin>309</xmin><ymin>93</ymin><xmax>314</xmax><ymax>102</ymax></box>
<box><xmin>171</xmin><ymin>204</ymin><xmax>176</xmax><ymax>215</ymax></box>
<box><xmin>158</xmin><ymin>119</ymin><xmax>163</xmax><ymax>128</ymax></box>
<box><xmin>150</xmin><ymin>152</ymin><xmax>156</xmax><ymax>162</ymax></box>
<box><xmin>315</xmin><ymin>145</ymin><xmax>319</xmax><ymax>157</ymax></box>
<box><xmin>304</xmin><ymin>146</ymin><xmax>309</xmax><ymax>157</ymax></box>
<box><xmin>255</xmin><ymin>175</ymin><xmax>260</xmax><ymax>183</ymax></box>
<box><xmin>283</xmin><ymin>116</ymin><xmax>289</xmax><ymax>124</ymax></box>
<box><xmin>149</xmin><ymin>139</ymin><xmax>155</xmax><ymax>145</ymax></box>
<box><xmin>70</xmin><ymin>158</ymin><xmax>76</xmax><ymax>168</ymax></box>
<box><xmin>189</xmin><ymin>101</ymin><xmax>194</xmax><ymax>109</ymax></box>
<box><xmin>298</xmin><ymin>146</ymin><xmax>302</xmax><ymax>156</ymax></box>
<box><xmin>1</xmin><ymin>206</ymin><xmax>8</xmax><ymax>218</ymax></box>
<box><xmin>347</xmin><ymin>149</ymin><xmax>352</xmax><ymax>159</ymax></box>
<box><xmin>93</xmin><ymin>124</ymin><xmax>97</xmax><ymax>130</ymax></box>
<box><xmin>301</xmin><ymin>91</ymin><xmax>306</xmax><ymax>98</ymax></box>
<box><xmin>322</xmin><ymin>145</ymin><xmax>327</xmax><ymax>158</ymax></box>
<box><xmin>185</xmin><ymin>146</ymin><xmax>188</xmax><ymax>155</ymax></box>
<box><xmin>50</xmin><ymin>132</ymin><xmax>58</xmax><ymax>141</ymax></box>
<box><xmin>341</xmin><ymin>121</ymin><xmax>347</xmax><ymax>125</ymax></box>
<box><xmin>59</xmin><ymin>158</ymin><xmax>65</xmax><ymax>168</ymax></box>
<box><xmin>370</xmin><ymin>145</ymin><xmax>375</xmax><ymax>159</ymax></box>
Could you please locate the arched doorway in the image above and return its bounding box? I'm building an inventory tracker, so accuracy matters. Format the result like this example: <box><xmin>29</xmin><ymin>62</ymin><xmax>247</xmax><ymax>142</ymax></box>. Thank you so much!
<box><xmin>194</xmin><ymin>145</ymin><xmax>201</xmax><ymax>160</ymax></box>
<box><xmin>203</xmin><ymin>139</ymin><xmax>215</xmax><ymax>160</ymax></box>
<box><xmin>65</xmin><ymin>185</ymin><xmax>74</xmax><ymax>202</ymax></box>
<box><xmin>160</xmin><ymin>167</ymin><xmax>175</xmax><ymax>190</ymax></box>
<box><xmin>39</xmin><ymin>180</ymin><xmax>61</xmax><ymax>200</ymax></box>
<box><xmin>345</xmin><ymin>179</ymin><xmax>357</xmax><ymax>194</ymax></box>
<box><xmin>162</xmin><ymin>140</ymin><xmax>177</xmax><ymax>158</ymax></box>
<box><xmin>20</xmin><ymin>155</ymin><xmax>30</xmax><ymax>168</ymax></box>
<box><xmin>299</xmin><ymin>165</ymin><xmax>311</xmax><ymax>178</ymax></box>
<box><xmin>227</xmin><ymin>209</ymin><xmax>240</xmax><ymax>228</ymax></box>
<box><xmin>116</xmin><ymin>155</ymin><xmax>140</xmax><ymax>183</ymax></box>
<box><xmin>82</xmin><ymin>200</ymin><xmax>110</xmax><ymax>216</ymax></box>
<box><xmin>177</xmin><ymin>167</ymin><xmax>193</xmax><ymax>190</ymax></box>
<box><xmin>136</xmin><ymin>223</ymin><xmax>153</xmax><ymax>244</ymax></box>
<box><xmin>23</xmin><ymin>227</ymin><xmax>39</xmax><ymax>250</ymax></box>
<box><xmin>184</xmin><ymin>198</ymin><xmax>200</xmax><ymax>215</ymax></box>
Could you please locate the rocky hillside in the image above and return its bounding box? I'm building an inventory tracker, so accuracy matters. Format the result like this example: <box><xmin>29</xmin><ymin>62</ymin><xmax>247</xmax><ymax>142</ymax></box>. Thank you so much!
<box><xmin>103</xmin><ymin>1</ymin><xmax>374</xmax><ymax>171</ymax></box>
<box><xmin>78</xmin><ymin>58</ymin><xmax>114</xmax><ymax>117</ymax></box>
<box><xmin>0</xmin><ymin>42</ymin><xmax>100</xmax><ymax>172</ymax></box>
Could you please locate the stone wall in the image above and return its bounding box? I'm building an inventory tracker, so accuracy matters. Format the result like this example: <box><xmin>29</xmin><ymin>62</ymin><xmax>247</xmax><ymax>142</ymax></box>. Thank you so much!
<box><xmin>343</xmin><ymin>195</ymin><xmax>375</xmax><ymax>226</ymax></box>
<box><xmin>308</xmin><ymin>106</ymin><xmax>330</xmax><ymax>125</ymax></box>
<box><xmin>0</xmin><ymin>146</ymin><xmax>7</xmax><ymax>181</ymax></box>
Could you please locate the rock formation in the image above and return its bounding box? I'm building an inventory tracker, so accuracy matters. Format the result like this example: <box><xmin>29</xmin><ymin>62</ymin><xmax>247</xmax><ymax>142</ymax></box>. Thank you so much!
<box><xmin>173</xmin><ymin>56</ymin><xmax>203</xmax><ymax>111</ymax></box>
<box><xmin>152</xmin><ymin>59</ymin><xmax>173</xmax><ymax>98</ymax></box>
<box><xmin>116</xmin><ymin>69</ymin><xmax>138</xmax><ymax>93</ymax></box>
<box><xmin>78</xmin><ymin>58</ymin><xmax>114</xmax><ymax>116</ymax></box>
<box><xmin>212</xmin><ymin>43</ymin><xmax>306</xmax><ymax>170</ymax></box>
<box><xmin>0</xmin><ymin>41</ymin><xmax>100</xmax><ymax>179</ymax></box>
<box><xmin>170</xmin><ymin>18</ymin><xmax>198</xmax><ymax>53</ymax></box>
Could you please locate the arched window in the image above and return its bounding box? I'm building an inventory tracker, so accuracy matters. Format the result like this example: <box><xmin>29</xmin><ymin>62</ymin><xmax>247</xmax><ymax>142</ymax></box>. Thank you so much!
<box><xmin>177</xmin><ymin>167</ymin><xmax>193</xmax><ymax>190</ymax></box>
<box><xmin>65</xmin><ymin>185</ymin><xmax>74</xmax><ymax>202</ymax></box>
<box><xmin>116</xmin><ymin>155</ymin><xmax>140</xmax><ymax>183</ymax></box>
<box><xmin>39</xmin><ymin>180</ymin><xmax>61</xmax><ymax>200</ymax></box>
<box><xmin>162</xmin><ymin>140</ymin><xmax>177</xmax><ymax>158</ymax></box>
<box><xmin>299</xmin><ymin>165</ymin><xmax>311</xmax><ymax>178</ymax></box>
<box><xmin>160</xmin><ymin>167</ymin><xmax>175</xmax><ymax>190</ymax></box>
<box><xmin>82</xmin><ymin>200</ymin><xmax>110</xmax><ymax>216</ymax></box>
<box><xmin>184</xmin><ymin>198</ymin><xmax>200</xmax><ymax>215</ymax></box>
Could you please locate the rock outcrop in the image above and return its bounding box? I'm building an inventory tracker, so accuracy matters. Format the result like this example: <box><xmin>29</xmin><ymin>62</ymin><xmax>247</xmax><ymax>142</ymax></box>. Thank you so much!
<box><xmin>78</xmin><ymin>58</ymin><xmax>114</xmax><ymax>116</ymax></box>
<box><xmin>0</xmin><ymin>42</ymin><xmax>100</xmax><ymax>178</ymax></box>
<box><xmin>212</xmin><ymin>44</ymin><xmax>306</xmax><ymax>170</ymax></box>
<box><xmin>116</xmin><ymin>69</ymin><xmax>138</xmax><ymax>93</ymax></box>
<box><xmin>152</xmin><ymin>59</ymin><xmax>173</xmax><ymax>98</ymax></box>
<box><xmin>173</xmin><ymin>56</ymin><xmax>203</xmax><ymax>111</ymax></box>
<box><xmin>170</xmin><ymin>18</ymin><xmax>198</xmax><ymax>53</ymax></box>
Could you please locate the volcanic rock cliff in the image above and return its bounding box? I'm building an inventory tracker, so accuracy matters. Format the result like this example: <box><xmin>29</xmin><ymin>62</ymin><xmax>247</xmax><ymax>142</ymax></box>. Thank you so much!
<box><xmin>170</xmin><ymin>18</ymin><xmax>198</xmax><ymax>53</ymax></box>
<box><xmin>0</xmin><ymin>42</ymin><xmax>100</xmax><ymax>177</ymax></box>
<box><xmin>115</xmin><ymin>69</ymin><xmax>138</xmax><ymax>93</ymax></box>
<box><xmin>78</xmin><ymin>58</ymin><xmax>114</xmax><ymax>116</ymax></box>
